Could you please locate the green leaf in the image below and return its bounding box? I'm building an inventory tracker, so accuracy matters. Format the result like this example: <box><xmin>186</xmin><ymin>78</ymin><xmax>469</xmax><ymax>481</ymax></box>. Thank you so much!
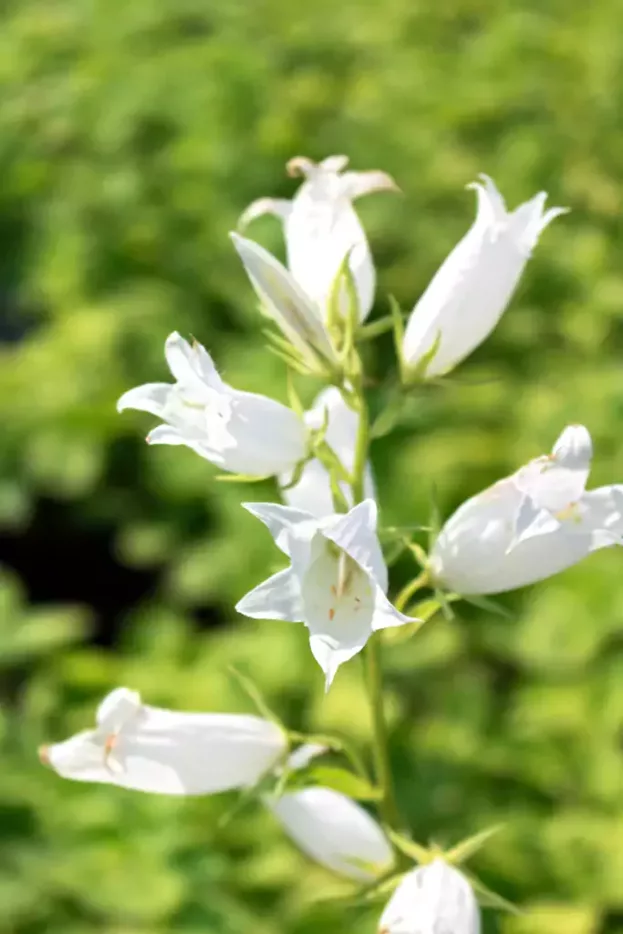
<box><xmin>304</xmin><ymin>765</ymin><xmax>382</xmax><ymax>800</ymax></box>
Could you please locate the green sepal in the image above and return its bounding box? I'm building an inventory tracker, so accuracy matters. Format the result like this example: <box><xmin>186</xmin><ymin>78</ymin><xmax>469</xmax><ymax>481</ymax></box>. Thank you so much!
<box><xmin>466</xmin><ymin>872</ymin><xmax>522</xmax><ymax>915</ymax></box>
<box><xmin>287</xmin><ymin>730</ymin><xmax>369</xmax><ymax>780</ymax></box>
<box><xmin>388</xmin><ymin>829</ymin><xmax>432</xmax><ymax>864</ymax></box>
<box><xmin>381</xmin><ymin>619</ymin><xmax>425</xmax><ymax>646</ymax></box>
<box><xmin>444</xmin><ymin>823</ymin><xmax>505</xmax><ymax>865</ymax></box>
<box><xmin>215</xmin><ymin>473</ymin><xmax>272</xmax><ymax>483</ymax></box>
<box><xmin>357</xmin><ymin>314</ymin><xmax>403</xmax><ymax>342</ymax></box>
<box><xmin>227</xmin><ymin>665</ymin><xmax>283</xmax><ymax>727</ymax></box>
<box><xmin>459</xmin><ymin>593</ymin><xmax>514</xmax><ymax>620</ymax></box>
<box><xmin>286</xmin><ymin>369</ymin><xmax>305</xmax><ymax>418</ymax></box>
<box><xmin>303</xmin><ymin>765</ymin><xmax>382</xmax><ymax>801</ymax></box>
<box><xmin>279</xmin><ymin>455</ymin><xmax>308</xmax><ymax>492</ymax></box>
<box><xmin>404</xmin><ymin>328</ymin><xmax>442</xmax><ymax>383</ymax></box>
<box><xmin>385</xmin><ymin>596</ymin><xmax>447</xmax><ymax>642</ymax></box>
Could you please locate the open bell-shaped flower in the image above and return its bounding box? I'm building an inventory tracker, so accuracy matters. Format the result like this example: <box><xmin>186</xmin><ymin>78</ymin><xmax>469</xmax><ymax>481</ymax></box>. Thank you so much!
<box><xmin>239</xmin><ymin>154</ymin><xmax>398</xmax><ymax>324</ymax></box>
<box><xmin>431</xmin><ymin>425</ymin><xmax>623</xmax><ymax>595</ymax></box>
<box><xmin>39</xmin><ymin>687</ymin><xmax>287</xmax><ymax>795</ymax></box>
<box><xmin>279</xmin><ymin>386</ymin><xmax>375</xmax><ymax>518</ymax></box>
<box><xmin>117</xmin><ymin>332</ymin><xmax>307</xmax><ymax>476</ymax></box>
<box><xmin>378</xmin><ymin>859</ymin><xmax>480</xmax><ymax>934</ymax></box>
<box><xmin>403</xmin><ymin>175</ymin><xmax>567</xmax><ymax>379</ymax></box>
<box><xmin>236</xmin><ymin>499</ymin><xmax>415</xmax><ymax>689</ymax></box>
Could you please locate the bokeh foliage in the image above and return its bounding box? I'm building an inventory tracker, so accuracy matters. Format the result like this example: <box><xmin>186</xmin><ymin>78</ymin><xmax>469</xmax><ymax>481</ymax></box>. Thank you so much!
<box><xmin>1</xmin><ymin>0</ymin><xmax>623</xmax><ymax>932</ymax></box>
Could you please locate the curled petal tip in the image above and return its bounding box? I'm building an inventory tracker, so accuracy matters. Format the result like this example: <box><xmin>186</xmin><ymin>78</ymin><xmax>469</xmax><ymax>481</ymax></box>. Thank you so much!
<box><xmin>38</xmin><ymin>745</ymin><xmax>50</xmax><ymax>767</ymax></box>
<box><xmin>287</xmin><ymin>156</ymin><xmax>315</xmax><ymax>178</ymax></box>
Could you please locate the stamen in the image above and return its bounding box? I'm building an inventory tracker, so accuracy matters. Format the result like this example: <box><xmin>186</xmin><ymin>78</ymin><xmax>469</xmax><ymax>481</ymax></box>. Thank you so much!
<box><xmin>328</xmin><ymin>608</ymin><xmax>335</xmax><ymax>621</ymax></box>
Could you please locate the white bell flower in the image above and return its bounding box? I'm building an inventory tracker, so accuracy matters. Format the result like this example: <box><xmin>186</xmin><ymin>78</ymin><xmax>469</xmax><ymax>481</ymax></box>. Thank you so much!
<box><xmin>117</xmin><ymin>332</ymin><xmax>307</xmax><ymax>476</ymax></box>
<box><xmin>279</xmin><ymin>387</ymin><xmax>375</xmax><ymax>518</ymax></box>
<box><xmin>239</xmin><ymin>154</ymin><xmax>398</xmax><ymax>323</ymax></box>
<box><xmin>236</xmin><ymin>499</ymin><xmax>414</xmax><ymax>689</ymax></box>
<box><xmin>269</xmin><ymin>785</ymin><xmax>393</xmax><ymax>880</ymax></box>
<box><xmin>431</xmin><ymin>425</ymin><xmax>623</xmax><ymax>595</ymax></box>
<box><xmin>39</xmin><ymin>687</ymin><xmax>287</xmax><ymax>796</ymax></box>
<box><xmin>403</xmin><ymin>175</ymin><xmax>567</xmax><ymax>378</ymax></box>
<box><xmin>378</xmin><ymin>859</ymin><xmax>480</xmax><ymax>934</ymax></box>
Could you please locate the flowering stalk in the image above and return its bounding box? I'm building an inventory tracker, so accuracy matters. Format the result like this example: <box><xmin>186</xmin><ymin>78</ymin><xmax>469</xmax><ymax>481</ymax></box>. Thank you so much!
<box><xmin>347</xmin><ymin>373</ymin><xmax>401</xmax><ymax>830</ymax></box>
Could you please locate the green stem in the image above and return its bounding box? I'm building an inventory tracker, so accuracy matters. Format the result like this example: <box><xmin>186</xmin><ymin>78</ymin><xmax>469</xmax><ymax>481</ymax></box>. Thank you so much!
<box><xmin>364</xmin><ymin>636</ymin><xmax>401</xmax><ymax>828</ymax></box>
<box><xmin>350</xmin><ymin>382</ymin><xmax>370</xmax><ymax>504</ymax></box>
<box><xmin>350</xmin><ymin>381</ymin><xmax>401</xmax><ymax>828</ymax></box>
<box><xmin>395</xmin><ymin>568</ymin><xmax>430</xmax><ymax>613</ymax></box>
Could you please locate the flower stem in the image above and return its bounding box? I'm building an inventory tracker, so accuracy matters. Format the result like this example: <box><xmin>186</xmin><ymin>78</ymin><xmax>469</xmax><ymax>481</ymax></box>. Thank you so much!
<box><xmin>349</xmin><ymin>380</ymin><xmax>401</xmax><ymax>828</ymax></box>
<box><xmin>364</xmin><ymin>636</ymin><xmax>401</xmax><ymax>828</ymax></box>
<box><xmin>350</xmin><ymin>382</ymin><xmax>370</xmax><ymax>504</ymax></box>
<box><xmin>395</xmin><ymin>568</ymin><xmax>430</xmax><ymax>613</ymax></box>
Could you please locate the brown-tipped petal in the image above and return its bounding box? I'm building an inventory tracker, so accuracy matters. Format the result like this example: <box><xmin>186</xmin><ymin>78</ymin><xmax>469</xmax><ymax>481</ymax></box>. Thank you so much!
<box><xmin>38</xmin><ymin>745</ymin><xmax>51</xmax><ymax>767</ymax></box>
<box><xmin>287</xmin><ymin>156</ymin><xmax>316</xmax><ymax>178</ymax></box>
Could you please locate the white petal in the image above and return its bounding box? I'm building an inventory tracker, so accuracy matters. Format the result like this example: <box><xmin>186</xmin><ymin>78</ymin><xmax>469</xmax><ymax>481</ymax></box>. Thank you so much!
<box><xmin>513</xmin><ymin>425</ymin><xmax>592</xmax><ymax>513</ymax></box>
<box><xmin>322</xmin><ymin>499</ymin><xmax>387</xmax><ymax>591</ymax></box>
<box><xmin>219</xmin><ymin>390</ymin><xmax>306</xmax><ymax>476</ymax></box>
<box><xmin>242</xmin><ymin>501</ymin><xmax>317</xmax><ymax>556</ymax></box>
<box><xmin>116</xmin><ymin>383</ymin><xmax>172</xmax><ymax>417</ymax></box>
<box><xmin>371</xmin><ymin>587</ymin><xmax>416</xmax><ymax>631</ymax></box>
<box><xmin>552</xmin><ymin>424</ymin><xmax>593</xmax><ymax>470</ymax></box>
<box><xmin>403</xmin><ymin>177</ymin><xmax>565</xmax><ymax>378</ymax></box>
<box><xmin>164</xmin><ymin>331</ymin><xmax>198</xmax><ymax>384</ymax></box>
<box><xmin>44</xmin><ymin>704</ymin><xmax>287</xmax><ymax>796</ymax></box>
<box><xmin>286</xmin><ymin>743</ymin><xmax>328</xmax><ymax>770</ymax></box>
<box><xmin>582</xmin><ymin>485</ymin><xmax>623</xmax><ymax>547</ymax></box>
<box><xmin>302</xmin><ymin>539</ymin><xmax>376</xmax><ymax>689</ymax></box>
<box><xmin>340</xmin><ymin>169</ymin><xmax>400</xmax><ymax>200</ymax></box>
<box><xmin>96</xmin><ymin>688</ymin><xmax>142</xmax><ymax>732</ymax></box>
<box><xmin>280</xmin><ymin>387</ymin><xmax>375</xmax><ymax>518</ymax></box>
<box><xmin>285</xmin><ymin>166</ymin><xmax>376</xmax><ymax>321</ymax></box>
<box><xmin>146</xmin><ymin>424</ymin><xmax>187</xmax><ymax>446</ymax></box>
<box><xmin>230</xmin><ymin>232</ymin><xmax>334</xmax><ymax>362</ymax></box>
<box><xmin>379</xmin><ymin>860</ymin><xmax>480</xmax><ymax>934</ymax></box>
<box><xmin>269</xmin><ymin>787</ymin><xmax>393</xmax><ymax>880</ymax></box>
<box><xmin>238</xmin><ymin>197</ymin><xmax>292</xmax><ymax>229</ymax></box>
<box><xmin>431</xmin><ymin>479</ymin><xmax>595</xmax><ymax>595</ymax></box>
<box><xmin>235</xmin><ymin>567</ymin><xmax>304</xmax><ymax>621</ymax></box>
<box><xmin>509</xmin><ymin>495</ymin><xmax>562</xmax><ymax>548</ymax></box>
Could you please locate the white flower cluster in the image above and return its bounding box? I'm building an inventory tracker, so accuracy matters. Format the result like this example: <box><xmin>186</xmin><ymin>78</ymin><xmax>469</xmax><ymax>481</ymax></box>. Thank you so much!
<box><xmin>42</xmin><ymin>154</ymin><xmax>622</xmax><ymax>932</ymax></box>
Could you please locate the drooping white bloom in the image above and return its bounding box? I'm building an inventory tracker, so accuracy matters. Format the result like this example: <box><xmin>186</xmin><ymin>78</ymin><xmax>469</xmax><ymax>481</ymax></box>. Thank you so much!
<box><xmin>403</xmin><ymin>175</ymin><xmax>567</xmax><ymax>378</ymax></box>
<box><xmin>239</xmin><ymin>155</ymin><xmax>398</xmax><ymax>323</ymax></box>
<box><xmin>431</xmin><ymin>425</ymin><xmax>623</xmax><ymax>595</ymax></box>
<box><xmin>40</xmin><ymin>687</ymin><xmax>287</xmax><ymax>795</ymax></box>
<box><xmin>280</xmin><ymin>387</ymin><xmax>375</xmax><ymax>518</ymax></box>
<box><xmin>236</xmin><ymin>499</ymin><xmax>414</xmax><ymax>688</ymax></box>
<box><xmin>117</xmin><ymin>332</ymin><xmax>307</xmax><ymax>476</ymax></box>
<box><xmin>269</xmin><ymin>785</ymin><xmax>393</xmax><ymax>880</ymax></box>
<box><xmin>378</xmin><ymin>859</ymin><xmax>480</xmax><ymax>934</ymax></box>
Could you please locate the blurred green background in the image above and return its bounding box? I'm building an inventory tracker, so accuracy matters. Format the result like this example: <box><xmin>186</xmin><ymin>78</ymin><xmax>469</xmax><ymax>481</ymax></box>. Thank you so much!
<box><xmin>1</xmin><ymin>1</ymin><xmax>623</xmax><ymax>932</ymax></box>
